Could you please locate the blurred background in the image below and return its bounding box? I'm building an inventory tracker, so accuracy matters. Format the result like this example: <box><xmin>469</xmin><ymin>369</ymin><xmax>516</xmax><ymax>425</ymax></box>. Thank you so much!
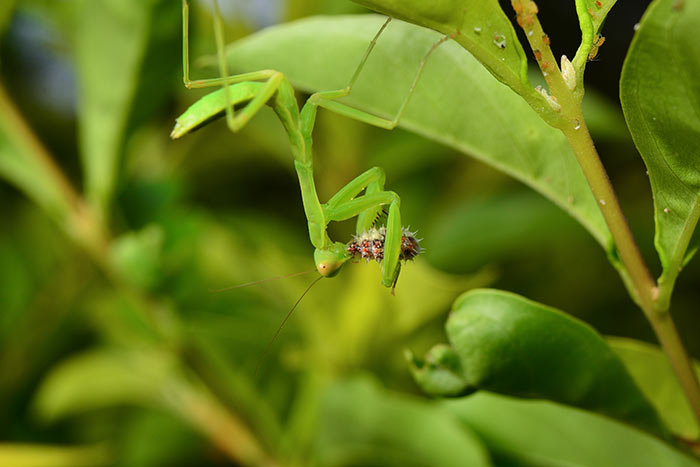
<box><xmin>1</xmin><ymin>0</ymin><xmax>697</xmax><ymax>465</ymax></box>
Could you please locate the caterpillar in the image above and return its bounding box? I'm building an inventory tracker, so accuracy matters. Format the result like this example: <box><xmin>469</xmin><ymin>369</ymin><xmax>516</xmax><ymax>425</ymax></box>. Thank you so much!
<box><xmin>346</xmin><ymin>227</ymin><xmax>422</xmax><ymax>263</ymax></box>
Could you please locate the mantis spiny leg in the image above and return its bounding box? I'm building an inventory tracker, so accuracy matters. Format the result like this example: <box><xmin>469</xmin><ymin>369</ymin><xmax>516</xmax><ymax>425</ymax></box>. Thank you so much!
<box><xmin>305</xmin><ymin>28</ymin><xmax>454</xmax><ymax>131</ymax></box>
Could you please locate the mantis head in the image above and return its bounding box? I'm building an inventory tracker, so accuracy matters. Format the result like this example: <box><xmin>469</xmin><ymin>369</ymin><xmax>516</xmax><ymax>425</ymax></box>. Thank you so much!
<box><xmin>314</xmin><ymin>242</ymin><xmax>350</xmax><ymax>278</ymax></box>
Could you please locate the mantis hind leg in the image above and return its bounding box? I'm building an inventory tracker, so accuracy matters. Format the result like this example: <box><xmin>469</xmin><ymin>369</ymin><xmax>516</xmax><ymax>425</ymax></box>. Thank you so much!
<box><xmin>182</xmin><ymin>0</ymin><xmax>278</xmax><ymax>89</ymax></box>
<box><xmin>305</xmin><ymin>21</ymin><xmax>453</xmax><ymax>131</ymax></box>
<box><xmin>182</xmin><ymin>0</ymin><xmax>285</xmax><ymax>133</ymax></box>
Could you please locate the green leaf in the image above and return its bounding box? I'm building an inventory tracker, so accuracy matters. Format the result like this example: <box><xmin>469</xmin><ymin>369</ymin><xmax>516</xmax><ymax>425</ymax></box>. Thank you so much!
<box><xmin>409</xmin><ymin>289</ymin><xmax>668</xmax><ymax>438</ymax></box>
<box><xmin>444</xmin><ymin>392</ymin><xmax>700</xmax><ymax>467</ymax></box>
<box><xmin>0</xmin><ymin>89</ymin><xmax>74</xmax><ymax>225</ymax></box>
<box><xmin>573</xmin><ymin>0</ymin><xmax>619</xmax><ymax>72</ymax></box>
<box><xmin>581</xmin><ymin>0</ymin><xmax>618</xmax><ymax>35</ymax></box>
<box><xmin>608</xmin><ymin>336</ymin><xmax>700</xmax><ymax>440</ymax></box>
<box><xmin>0</xmin><ymin>444</ymin><xmax>110</xmax><ymax>467</ymax></box>
<box><xmin>316</xmin><ymin>377</ymin><xmax>491</xmax><ymax>467</ymax></box>
<box><xmin>76</xmin><ymin>0</ymin><xmax>155</xmax><ymax>219</ymax></box>
<box><xmin>32</xmin><ymin>345</ymin><xmax>270</xmax><ymax>466</ymax></box>
<box><xmin>349</xmin><ymin>0</ymin><xmax>561</xmax><ymax>123</ymax></box>
<box><xmin>620</xmin><ymin>0</ymin><xmax>700</xmax><ymax>309</ymax></box>
<box><xmin>215</xmin><ymin>15</ymin><xmax>611</xmax><ymax>251</ymax></box>
<box><xmin>406</xmin><ymin>345</ymin><xmax>469</xmax><ymax>397</ymax></box>
<box><xmin>33</xmin><ymin>348</ymin><xmax>175</xmax><ymax>421</ymax></box>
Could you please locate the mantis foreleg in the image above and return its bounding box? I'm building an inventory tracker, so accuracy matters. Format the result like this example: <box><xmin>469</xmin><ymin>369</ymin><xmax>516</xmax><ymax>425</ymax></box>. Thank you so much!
<box><xmin>324</xmin><ymin>167</ymin><xmax>388</xmax><ymax>233</ymax></box>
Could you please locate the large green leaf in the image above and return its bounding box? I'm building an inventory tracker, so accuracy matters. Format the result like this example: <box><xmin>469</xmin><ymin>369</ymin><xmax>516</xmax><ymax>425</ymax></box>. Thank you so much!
<box><xmin>33</xmin><ymin>346</ymin><xmax>274</xmax><ymax>466</ymax></box>
<box><xmin>408</xmin><ymin>289</ymin><xmax>668</xmax><ymax>437</ymax></box>
<box><xmin>348</xmin><ymin>0</ymin><xmax>561</xmax><ymax>123</ymax></box>
<box><xmin>620</xmin><ymin>0</ymin><xmax>700</xmax><ymax>308</ymax></box>
<box><xmin>444</xmin><ymin>392</ymin><xmax>700</xmax><ymax>467</ymax></box>
<box><xmin>608</xmin><ymin>336</ymin><xmax>700</xmax><ymax>440</ymax></box>
<box><xmin>33</xmin><ymin>348</ymin><xmax>174</xmax><ymax>421</ymax></box>
<box><xmin>315</xmin><ymin>377</ymin><xmax>491</xmax><ymax>467</ymax></box>
<box><xmin>76</xmin><ymin>0</ymin><xmax>155</xmax><ymax>219</ymax></box>
<box><xmin>214</xmin><ymin>15</ymin><xmax>611</xmax><ymax>251</ymax></box>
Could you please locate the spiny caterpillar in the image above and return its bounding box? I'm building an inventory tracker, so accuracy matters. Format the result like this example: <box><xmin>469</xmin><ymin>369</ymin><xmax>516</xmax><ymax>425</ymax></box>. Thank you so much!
<box><xmin>346</xmin><ymin>227</ymin><xmax>422</xmax><ymax>263</ymax></box>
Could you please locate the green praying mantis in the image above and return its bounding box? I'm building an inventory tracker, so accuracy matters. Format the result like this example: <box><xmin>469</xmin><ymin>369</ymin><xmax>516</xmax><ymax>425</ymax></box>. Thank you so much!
<box><xmin>172</xmin><ymin>0</ymin><xmax>448</xmax><ymax>291</ymax></box>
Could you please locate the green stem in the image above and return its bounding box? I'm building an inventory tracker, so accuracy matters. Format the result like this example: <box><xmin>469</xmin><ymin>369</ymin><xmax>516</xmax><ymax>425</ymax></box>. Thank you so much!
<box><xmin>560</xmin><ymin>116</ymin><xmax>657</xmax><ymax>308</ymax></box>
<box><xmin>563</xmin><ymin>118</ymin><xmax>700</xmax><ymax>429</ymax></box>
<box><xmin>171</xmin><ymin>379</ymin><xmax>280</xmax><ymax>467</ymax></box>
<box><xmin>657</xmin><ymin>198</ymin><xmax>700</xmax><ymax>311</ymax></box>
<box><xmin>649</xmin><ymin>311</ymin><xmax>700</xmax><ymax>430</ymax></box>
<box><xmin>512</xmin><ymin>0</ymin><xmax>700</xmax><ymax>433</ymax></box>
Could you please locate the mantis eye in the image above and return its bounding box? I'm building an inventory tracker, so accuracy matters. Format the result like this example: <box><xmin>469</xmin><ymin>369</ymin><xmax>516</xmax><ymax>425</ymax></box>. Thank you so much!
<box><xmin>316</xmin><ymin>261</ymin><xmax>341</xmax><ymax>277</ymax></box>
<box><xmin>314</xmin><ymin>244</ymin><xmax>348</xmax><ymax>278</ymax></box>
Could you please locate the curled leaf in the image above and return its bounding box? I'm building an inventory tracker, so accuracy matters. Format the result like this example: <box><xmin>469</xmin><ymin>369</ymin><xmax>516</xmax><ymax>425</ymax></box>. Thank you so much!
<box><xmin>409</xmin><ymin>289</ymin><xmax>668</xmax><ymax>438</ymax></box>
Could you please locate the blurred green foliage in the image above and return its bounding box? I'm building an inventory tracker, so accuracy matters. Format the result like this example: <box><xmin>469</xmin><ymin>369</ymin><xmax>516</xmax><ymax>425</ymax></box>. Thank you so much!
<box><xmin>0</xmin><ymin>0</ymin><xmax>698</xmax><ymax>466</ymax></box>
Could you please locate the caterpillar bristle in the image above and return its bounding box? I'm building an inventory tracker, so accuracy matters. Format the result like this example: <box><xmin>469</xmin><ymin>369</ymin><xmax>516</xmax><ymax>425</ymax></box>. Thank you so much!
<box><xmin>345</xmin><ymin>226</ymin><xmax>422</xmax><ymax>264</ymax></box>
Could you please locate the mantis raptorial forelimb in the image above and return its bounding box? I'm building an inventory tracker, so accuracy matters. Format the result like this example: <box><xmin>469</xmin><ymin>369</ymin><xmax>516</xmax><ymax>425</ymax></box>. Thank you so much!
<box><xmin>172</xmin><ymin>0</ymin><xmax>444</xmax><ymax>290</ymax></box>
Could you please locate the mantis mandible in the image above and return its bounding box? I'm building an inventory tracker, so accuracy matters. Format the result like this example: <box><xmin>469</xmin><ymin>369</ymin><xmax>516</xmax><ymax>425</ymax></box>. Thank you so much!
<box><xmin>172</xmin><ymin>0</ymin><xmax>446</xmax><ymax>290</ymax></box>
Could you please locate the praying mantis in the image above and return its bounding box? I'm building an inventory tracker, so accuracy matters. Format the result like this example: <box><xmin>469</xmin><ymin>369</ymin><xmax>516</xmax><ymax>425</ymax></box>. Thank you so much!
<box><xmin>172</xmin><ymin>0</ymin><xmax>446</xmax><ymax>291</ymax></box>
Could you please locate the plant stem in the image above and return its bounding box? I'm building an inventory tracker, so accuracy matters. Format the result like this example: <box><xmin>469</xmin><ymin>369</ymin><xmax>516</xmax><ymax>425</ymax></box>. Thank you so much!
<box><xmin>649</xmin><ymin>311</ymin><xmax>700</xmax><ymax>427</ymax></box>
<box><xmin>560</xmin><ymin>116</ymin><xmax>657</xmax><ymax>309</ymax></box>
<box><xmin>563</xmin><ymin>117</ymin><xmax>700</xmax><ymax>428</ymax></box>
<box><xmin>512</xmin><ymin>0</ymin><xmax>700</xmax><ymax>432</ymax></box>
<box><xmin>657</xmin><ymin>199</ymin><xmax>700</xmax><ymax>311</ymax></box>
<box><xmin>172</xmin><ymin>380</ymin><xmax>280</xmax><ymax>467</ymax></box>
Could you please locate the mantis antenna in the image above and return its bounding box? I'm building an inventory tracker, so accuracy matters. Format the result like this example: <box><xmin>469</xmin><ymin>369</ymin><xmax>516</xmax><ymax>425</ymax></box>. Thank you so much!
<box><xmin>255</xmin><ymin>275</ymin><xmax>324</xmax><ymax>375</ymax></box>
<box><xmin>209</xmin><ymin>269</ymin><xmax>317</xmax><ymax>293</ymax></box>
